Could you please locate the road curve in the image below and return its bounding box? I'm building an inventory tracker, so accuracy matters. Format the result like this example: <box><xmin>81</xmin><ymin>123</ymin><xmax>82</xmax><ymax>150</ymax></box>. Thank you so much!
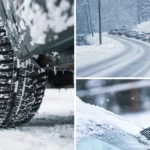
<box><xmin>77</xmin><ymin>35</ymin><xmax>150</xmax><ymax>77</ymax></box>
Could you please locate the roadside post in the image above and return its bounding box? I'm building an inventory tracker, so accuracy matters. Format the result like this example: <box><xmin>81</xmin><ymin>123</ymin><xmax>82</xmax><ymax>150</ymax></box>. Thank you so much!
<box><xmin>98</xmin><ymin>0</ymin><xmax>102</xmax><ymax>44</ymax></box>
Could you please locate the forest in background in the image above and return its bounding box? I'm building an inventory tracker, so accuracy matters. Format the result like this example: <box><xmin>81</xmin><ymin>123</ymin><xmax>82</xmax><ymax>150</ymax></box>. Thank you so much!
<box><xmin>77</xmin><ymin>0</ymin><xmax>150</xmax><ymax>34</ymax></box>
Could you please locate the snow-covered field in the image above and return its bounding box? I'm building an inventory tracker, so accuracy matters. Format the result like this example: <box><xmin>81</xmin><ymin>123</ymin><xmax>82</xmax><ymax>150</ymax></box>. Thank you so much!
<box><xmin>0</xmin><ymin>89</ymin><xmax>74</xmax><ymax>150</ymax></box>
<box><xmin>76</xmin><ymin>33</ymin><xmax>125</xmax><ymax>68</ymax></box>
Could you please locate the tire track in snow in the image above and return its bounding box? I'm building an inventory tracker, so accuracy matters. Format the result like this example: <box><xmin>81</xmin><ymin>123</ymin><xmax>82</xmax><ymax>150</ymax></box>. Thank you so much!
<box><xmin>110</xmin><ymin>36</ymin><xmax>150</xmax><ymax>77</ymax></box>
<box><xmin>77</xmin><ymin>35</ymin><xmax>146</xmax><ymax>77</ymax></box>
<box><xmin>77</xmin><ymin>39</ymin><xmax>128</xmax><ymax>77</ymax></box>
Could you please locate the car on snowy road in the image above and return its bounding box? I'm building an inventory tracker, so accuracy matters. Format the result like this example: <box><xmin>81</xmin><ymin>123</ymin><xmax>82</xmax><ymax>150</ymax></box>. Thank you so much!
<box><xmin>76</xmin><ymin>97</ymin><xmax>150</xmax><ymax>150</ymax></box>
<box><xmin>108</xmin><ymin>29</ymin><xmax>113</xmax><ymax>35</ymax></box>
<box><xmin>111</xmin><ymin>29</ymin><xmax>119</xmax><ymax>35</ymax></box>
<box><xmin>135</xmin><ymin>32</ymin><xmax>145</xmax><ymax>39</ymax></box>
<box><xmin>126</xmin><ymin>31</ymin><xmax>137</xmax><ymax>38</ymax></box>
<box><xmin>118</xmin><ymin>29</ymin><xmax>127</xmax><ymax>36</ymax></box>
<box><xmin>0</xmin><ymin>0</ymin><xmax>74</xmax><ymax>128</ymax></box>
<box><xmin>142</xmin><ymin>33</ymin><xmax>150</xmax><ymax>42</ymax></box>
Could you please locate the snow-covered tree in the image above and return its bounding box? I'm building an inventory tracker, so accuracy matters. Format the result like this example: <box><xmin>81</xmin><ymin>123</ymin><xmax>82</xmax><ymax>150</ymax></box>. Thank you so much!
<box><xmin>76</xmin><ymin>0</ymin><xmax>150</xmax><ymax>34</ymax></box>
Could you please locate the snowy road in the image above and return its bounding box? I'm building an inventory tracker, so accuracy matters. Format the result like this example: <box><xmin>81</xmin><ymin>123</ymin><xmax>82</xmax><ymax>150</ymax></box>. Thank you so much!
<box><xmin>0</xmin><ymin>89</ymin><xmax>74</xmax><ymax>150</ymax></box>
<box><xmin>77</xmin><ymin>35</ymin><xmax>150</xmax><ymax>77</ymax></box>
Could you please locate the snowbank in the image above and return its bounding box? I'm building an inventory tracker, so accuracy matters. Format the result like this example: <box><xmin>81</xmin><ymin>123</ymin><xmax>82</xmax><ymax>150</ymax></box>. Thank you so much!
<box><xmin>76</xmin><ymin>33</ymin><xmax>125</xmax><ymax>68</ymax></box>
<box><xmin>123</xmin><ymin>111</ymin><xmax>150</xmax><ymax>129</ymax></box>
<box><xmin>133</xmin><ymin>21</ymin><xmax>150</xmax><ymax>33</ymax></box>
<box><xmin>76</xmin><ymin>96</ymin><xmax>142</xmax><ymax>142</ymax></box>
<box><xmin>37</xmin><ymin>89</ymin><xmax>74</xmax><ymax>117</ymax></box>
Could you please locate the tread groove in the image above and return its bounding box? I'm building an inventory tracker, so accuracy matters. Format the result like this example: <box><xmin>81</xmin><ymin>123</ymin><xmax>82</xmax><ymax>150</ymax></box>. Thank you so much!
<box><xmin>0</xmin><ymin>27</ymin><xmax>47</xmax><ymax>128</ymax></box>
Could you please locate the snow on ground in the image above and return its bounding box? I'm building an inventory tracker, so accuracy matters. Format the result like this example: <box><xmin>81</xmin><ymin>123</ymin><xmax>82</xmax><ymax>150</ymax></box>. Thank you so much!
<box><xmin>76</xmin><ymin>33</ymin><xmax>125</xmax><ymax>68</ymax></box>
<box><xmin>37</xmin><ymin>89</ymin><xmax>74</xmax><ymax>117</ymax></box>
<box><xmin>118</xmin><ymin>35</ymin><xmax>150</xmax><ymax>76</ymax></box>
<box><xmin>123</xmin><ymin>111</ymin><xmax>150</xmax><ymax>129</ymax></box>
<box><xmin>133</xmin><ymin>21</ymin><xmax>150</xmax><ymax>33</ymax></box>
<box><xmin>0</xmin><ymin>89</ymin><xmax>74</xmax><ymax>150</ymax></box>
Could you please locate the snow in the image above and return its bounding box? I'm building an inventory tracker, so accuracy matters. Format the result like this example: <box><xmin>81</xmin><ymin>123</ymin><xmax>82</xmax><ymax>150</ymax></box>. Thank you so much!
<box><xmin>14</xmin><ymin>81</ymin><xmax>19</xmax><ymax>93</ymax></box>
<box><xmin>76</xmin><ymin>96</ymin><xmax>142</xmax><ymax>143</ymax></box>
<box><xmin>114</xmin><ymin>36</ymin><xmax>150</xmax><ymax>77</ymax></box>
<box><xmin>77</xmin><ymin>32</ymin><xmax>150</xmax><ymax>77</ymax></box>
<box><xmin>0</xmin><ymin>89</ymin><xmax>74</xmax><ymax>150</ymax></box>
<box><xmin>16</xmin><ymin>0</ymin><xmax>74</xmax><ymax>45</ymax></box>
<box><xmin>76</xmin><ymin>33</ymin><xmax>125</xmax><ymax>69</ymax></box>
<box><xmin>133</xmin><ymin>21</ymin><xmax>150</xmax><ymax>33</ymax></box>
<box><xmin>123</xmin><ymin>111</ymin><xmax>150</xmax><ymax>129</ymax></box>
<box><xmin>38</xmin><ymin>89</ymin><xmax>74</xmax><ymax>116</ymax></box>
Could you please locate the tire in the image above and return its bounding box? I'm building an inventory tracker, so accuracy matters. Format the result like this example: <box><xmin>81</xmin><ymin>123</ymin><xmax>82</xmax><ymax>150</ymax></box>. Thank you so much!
<box><xmin>0</xmin><ymin>27</ymin><xmax>47</xmax><ymax>127</ymax></box>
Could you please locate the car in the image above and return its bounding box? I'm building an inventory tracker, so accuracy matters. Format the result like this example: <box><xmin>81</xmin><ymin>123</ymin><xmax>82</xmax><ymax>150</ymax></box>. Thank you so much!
<box><xmin>76</xmin><ymin>97</ymin><xmax>150</xmax><ymax>150</ymax></box>
<box><xmin>126</xmin><ymin>31</ymin><xmax>137</xmax><ymax>38</ymax></box>
<box><xmin>108</xmin><ymin>29</ymin><xmax>113</xmax><ymax>35</ymax></box>
<box><xmin>135</xmin><ymin>32</ymin><xmax>145</xmax><ymax>39</ymax></box>
<box><xmin>0</xmin><ymin>0</ymin><xmax>74</xmax><ymax>127</ymax></box>
<box><xmin>118</xmin><ymin>29</ymin><xmax>127</xmax><ymax>36</ymax></box>
<box><xmin>111</xmin><ymin>29</ymin><xmax>119</xmax><ymax>35</ymax></box>
<box><xmin>76</xmin><ymin>34</ymin><xmax>89</xmax><ymax>46</ymax></box>
<box><xmin>142</xmin><ymin>33</ymin><xmax>150</xmax><ymax>42</ymax></box>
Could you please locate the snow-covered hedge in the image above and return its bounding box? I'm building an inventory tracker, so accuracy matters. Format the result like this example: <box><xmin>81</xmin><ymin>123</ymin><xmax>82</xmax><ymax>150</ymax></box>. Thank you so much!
<box><xmin>133</xmin><ymin>21</ymin><xmax>150</xmax><ymax>33</ymax></box>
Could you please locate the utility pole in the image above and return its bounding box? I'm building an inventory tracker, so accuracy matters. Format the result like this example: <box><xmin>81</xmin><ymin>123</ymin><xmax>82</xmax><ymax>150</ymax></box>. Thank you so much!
<box><xmin>84</xmin><ymin>3</ymin><xmax>91</xmax><ymax>35</ymax></box>
<box><xmin>116</xmin><ymin>0</ymin><xmax>119</xmax><ymax>28</ymax></box>
<box><xmin>87</xmin><ymin>0</ymin><xmax>94</xmax><ymax>36</ymax></box>
<box><xmin>137</xmin><ymin>0</ymin><xmax>141</xmax><ymax>24</ymax></box>
<box><xmin>98</xmin><ymin>0</ymin><xmax>102</xmax><ymax>44</ymax></box>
